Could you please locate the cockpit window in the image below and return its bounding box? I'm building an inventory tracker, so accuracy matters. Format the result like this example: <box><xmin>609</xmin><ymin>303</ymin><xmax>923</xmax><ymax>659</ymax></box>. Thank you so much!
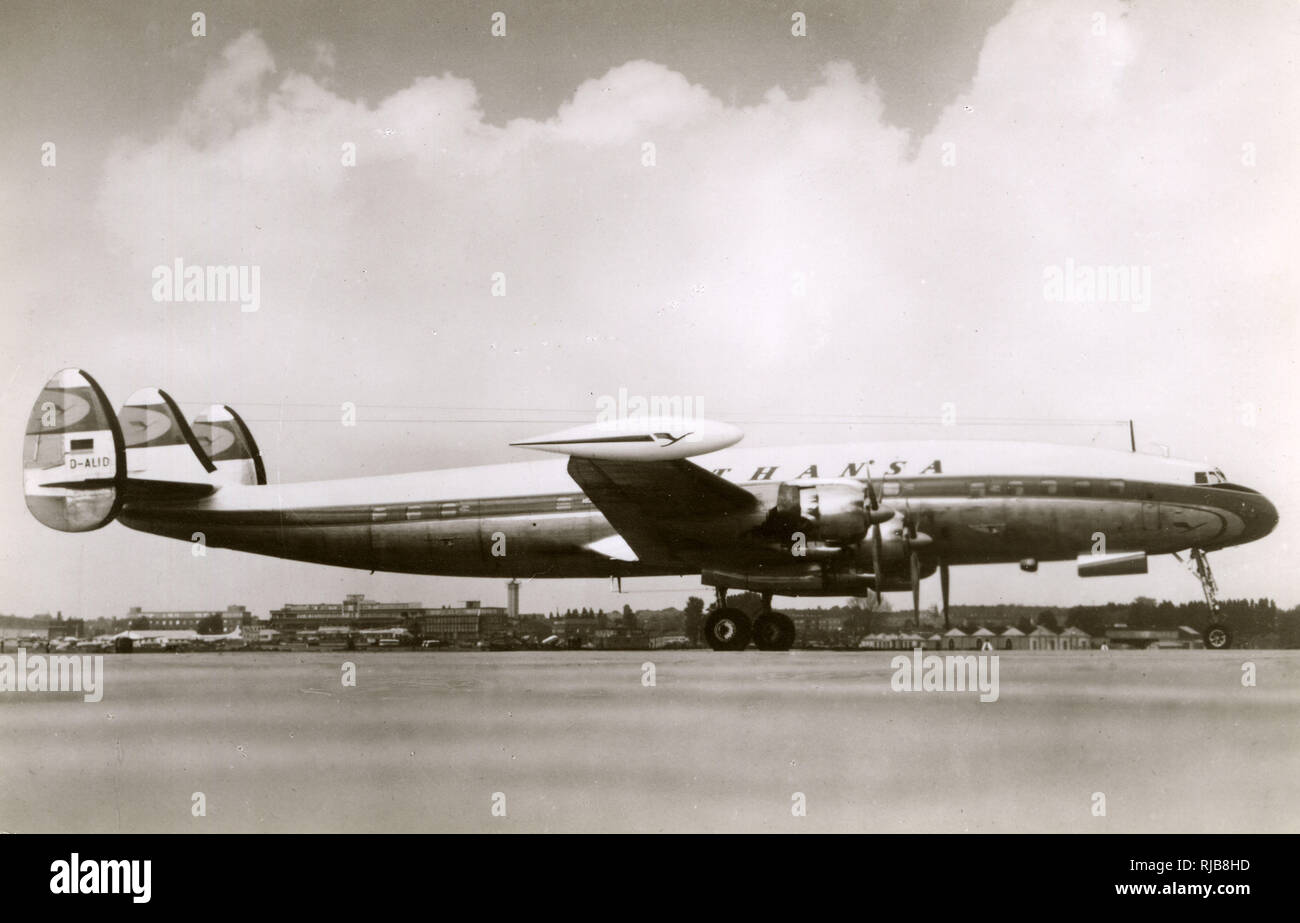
<box><xmin>1195</xmin><ymin>472</ymin><xmax>1208</xmax><ymax>485</ymax></box>
<box><xmin>1196</xmin><ymin>470</ymin><xmax>1228</xmax><ymax>485</ymax></box>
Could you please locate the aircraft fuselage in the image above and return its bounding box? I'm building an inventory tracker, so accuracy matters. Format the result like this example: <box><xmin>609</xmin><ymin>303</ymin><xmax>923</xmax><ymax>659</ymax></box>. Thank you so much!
<box><xmin>116</xmin><ymin>440</ymin><xmax>1278</xmax><ymax>589</ymax></box>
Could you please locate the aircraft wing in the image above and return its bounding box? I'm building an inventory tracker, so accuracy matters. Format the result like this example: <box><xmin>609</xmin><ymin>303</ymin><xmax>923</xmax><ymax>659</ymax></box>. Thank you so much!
<box><xmin>566</xmin><ymin>456</ymin><xmax>759</xmax><ymax>563</ymax></box>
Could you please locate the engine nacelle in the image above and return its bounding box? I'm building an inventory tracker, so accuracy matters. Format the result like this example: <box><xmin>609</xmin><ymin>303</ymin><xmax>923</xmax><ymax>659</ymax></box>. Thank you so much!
<box><xmin>775</xmin><ymin>478</ymin><xmax>870</xmax><ymax>545</ymax></box>
<box><xmin>702</xmin><ymin>564</ymin><xmax>931</xmax><ymax>597</ymax></box>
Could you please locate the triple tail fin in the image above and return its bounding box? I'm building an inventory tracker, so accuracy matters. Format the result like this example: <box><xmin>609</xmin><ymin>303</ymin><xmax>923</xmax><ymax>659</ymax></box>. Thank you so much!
<box><xmin>23</xmin><ymin>371</ymin><xmax>262</xmax><ymax>534</ymax></box>
<box><xmin>23</xmin><ymin>369</ymin><xmax>125</xmax><ymax>532</ymax></box>
<box><xmin>191</xmin><ymin>405</ymin><xmax>266</xmax><ymax>485</ymax></box>
<box><xmin>118</xmin><ymin>387</ymin><xmax>216</xmax><ymax>488</ymax></box>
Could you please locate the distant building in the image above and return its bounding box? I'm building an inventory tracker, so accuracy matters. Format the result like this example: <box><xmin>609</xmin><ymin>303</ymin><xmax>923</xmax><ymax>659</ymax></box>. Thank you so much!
<box><xmin>269</xmin><ymin>595</ymin><xmax>506</xmax><ymax>643</ymax></box>
<box><xmin>1058</xmin><ymin>626</ymin><xmax>1093</xmax><ymax>650</ymax></box>
<box><xmin>42</xmin><ymin>619</ymin><xmax>86</xmax><ymax>641</ymax></box>
<box><xmin>592</xmin><ymin>627</ymin><xmax>650</xmax><ymax>649</ymax></box>
<box><xmin>791</xmin><ymin>611</ymin><xmax>851</xmax><ymax>637</ymax></box>
<box><xmin>1028</xmin><ymin>625</ymin><xmax>1060</xmax><ymax>650</ymax></box>
<box><xmin>415</xmin><ymin>604</ymin><xmax>508</xmax><ymax>644</ymax></box>
<box><xmin>858</xmin><ymin>624</ymin><xmax>1093</xmax><ymax>652</ymax></box>
<box><xmin>554</xmin><ymin>613</ymin><xmax>600</xmax><ymax>642</ymax></box>
<box><xmin>269</xmin><ymin>595</ymin><xmax>419</xmax><ymax>634</ymax></box>
<box><xmin>943</xmin><ymin>627</ymin><xmax>976</xmax><ymax>650</ymax></box>
<box><xmin>126</xmin><ymin>605</ymin><xmax>248</xmax><ymax>632</ymax></box>
<box><xmin>997</xmin><ymin>626</ymin><xmax>1031</xmax><ymax>650</ymax></box>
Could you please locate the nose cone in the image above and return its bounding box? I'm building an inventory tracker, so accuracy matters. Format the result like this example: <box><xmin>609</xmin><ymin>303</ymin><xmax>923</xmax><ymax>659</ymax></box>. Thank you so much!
<box><xmin>1198</xmin><ymin>485</ymin><xmax>1277</xmax><ymax>550</ymax></box>
<box><xmin>1223</xmin><ymin>487</ymin><xmax>1279</xmax><ymax>547</ymax></box>
<box><xmin>1246</xmin><ymin>491</ymin><xmax>1280</xmax><ymax>543</ymax></box>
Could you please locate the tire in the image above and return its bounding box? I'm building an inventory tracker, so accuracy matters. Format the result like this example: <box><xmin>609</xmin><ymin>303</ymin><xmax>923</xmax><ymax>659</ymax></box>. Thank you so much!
<box><xmin>703</xmin><ymin>608</ymin><xmax>752</xmax><ymax>651</ymax></box>
<box><xmin>752</xmin><ymin>612</ymin><xmax>796</xmax><ymax>651</ymax></box>
<box><xmin>1204</xmin><ymin>623</ymin><xmax>1232</xmax><ymax>650</ymax></box>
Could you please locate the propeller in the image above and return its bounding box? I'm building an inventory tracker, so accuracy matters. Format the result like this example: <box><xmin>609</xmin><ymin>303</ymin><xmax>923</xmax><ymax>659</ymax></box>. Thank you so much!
<box><xmin>862</xmin><ymin>477</ymin><xmax>934</xmax><ymax>630</ymax></box>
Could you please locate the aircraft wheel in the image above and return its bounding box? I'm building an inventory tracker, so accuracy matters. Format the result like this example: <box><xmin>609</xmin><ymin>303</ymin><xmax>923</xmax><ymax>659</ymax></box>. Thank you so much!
<box><xmin>753</xmin><ymin>612</ymin><xmax>796</xmax><ymax>651</ymax></box>
<box><xmin>703</xmin><ymin>608</ymin><xmax>751</xmax><ymax>651</ymax></box>
<box><xmin>1205</xmin><ymin>623</ymin><xmax>1232</xmax><ymax>650</ymax></box>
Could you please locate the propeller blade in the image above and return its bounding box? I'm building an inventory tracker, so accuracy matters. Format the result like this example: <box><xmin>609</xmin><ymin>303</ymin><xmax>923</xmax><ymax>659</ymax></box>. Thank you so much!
<box><xmin>940</xmin><ymin>562</ymin><xmax>950</xmax><ymax>630</ymax></box>
<box><xmin>909</xmin><ymin>550</ymin><xmax>921</xmax><ymax>627</ymax></box>
<box><xmin>871</xmin><ymin>523</ymin><xmax>884</xmax><ymax>604</ymax></box>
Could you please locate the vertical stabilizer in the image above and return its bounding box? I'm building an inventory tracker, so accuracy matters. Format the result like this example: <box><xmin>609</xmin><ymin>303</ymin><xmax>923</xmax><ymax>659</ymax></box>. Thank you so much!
<box><xmin>118</xmin><ymin>388</ymin><xmax>216</xmax><ymax>485</ymax></box>
<box><xmin>23</xmin><ymin>368</ymin><xmax>125</xmax><ymax>531</ymax></box>
<box><xmin>192</xmin><ymin>405</ymin><xmax>266</xmax><ymax>485</ymax></box>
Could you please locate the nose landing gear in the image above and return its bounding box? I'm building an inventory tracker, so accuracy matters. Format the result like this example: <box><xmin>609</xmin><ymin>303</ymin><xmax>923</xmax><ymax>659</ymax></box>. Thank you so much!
<box><xmin>1175</xmin><ymin>548</ymin><xmax>1232</xmax><ymax>649</ymax></box>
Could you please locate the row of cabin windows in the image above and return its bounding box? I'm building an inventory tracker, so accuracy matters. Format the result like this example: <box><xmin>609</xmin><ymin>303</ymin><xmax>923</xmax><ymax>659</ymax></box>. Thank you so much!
<box><xmin>369</xmin><ymin>496</ymin><xmax>594</xmax><ymax>522</ymax></box>
<box><xmin>881</xmin><ymin>479</ymin><xmax>1129</xmax><ymax>499</ymax></box>
<box><xmin>880</xmin><ymin>479</ymin><xmax>1130</xmax><ymax>499</ymax></box>
<box><xmin>967</xmin><ymin>479</ymin><xmax>1126</xmax><ymax>498</ymax></box>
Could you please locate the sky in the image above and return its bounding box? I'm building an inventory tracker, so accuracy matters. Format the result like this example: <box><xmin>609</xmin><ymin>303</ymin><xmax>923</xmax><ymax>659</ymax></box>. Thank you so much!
<box><xmin>1</xmin><ymin>0</ymin><xmax>1296</xmax><ymax>620</ymax></box>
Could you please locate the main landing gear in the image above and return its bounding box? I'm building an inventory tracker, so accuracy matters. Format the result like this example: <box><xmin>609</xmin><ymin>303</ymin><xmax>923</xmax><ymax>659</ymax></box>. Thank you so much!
<box><xmin>703</xmin><ymin>590</ymin><xmax>795</xmax><ymax>651</ymax></box>
<box><xmin>1175</xmin><ymin>548</ymin><xmax>1232</xmax><ymax>649</ymax></box>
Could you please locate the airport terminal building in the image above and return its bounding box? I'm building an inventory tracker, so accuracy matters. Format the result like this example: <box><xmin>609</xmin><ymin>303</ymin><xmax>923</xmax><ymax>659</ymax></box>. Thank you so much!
<box><xmin>269</xmin><ymin>594</ymin><xmax>507</xmax><ymax>643</ymax></box>
<box><xmin>124</xmin><ymin>604</ymin><xmax>250</xmax><ymax>632</ymax></box>
<box><xmin>269</xmin><ymin>595</ymin><xmax>421</xmax><ymax>633</ymax></box>
<box><xmin>415</xmin><ymin>603</ymin><xmax>509</xmax><ymax>643</ymax></box>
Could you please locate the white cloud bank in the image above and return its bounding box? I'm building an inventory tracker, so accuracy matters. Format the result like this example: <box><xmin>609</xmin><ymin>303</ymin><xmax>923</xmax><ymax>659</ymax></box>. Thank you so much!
<box><xmin>94</xmin><ymin>3</ymin><xmax>1295</xmax><ymax>415</ymax></box>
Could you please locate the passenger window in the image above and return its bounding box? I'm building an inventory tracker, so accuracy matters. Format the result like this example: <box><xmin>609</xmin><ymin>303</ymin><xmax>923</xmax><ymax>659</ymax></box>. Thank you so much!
<box><xmin>970</xmin><ymin>482</ymin><xmax>986</xmax><ymax>498</ymax></box>
<box><xmin>988</xmin><ymin>482</ymin><xmax>1002</xmax><ymax>495</ymax></box>
<box><xmin>1008</xmin><ymin>480</ymin><xmax>1024</xmax><ymax>496</ymax></box>
<box><xmin>1042</xmin><ymin>480</ymin><xmax>1057</xmax><ymax>495</ymax></box>
<box><xmin>371</xmin><ymin>507</ymin><xmax>387</xmax><ymax>522</ymax></box>
<box><xmin>883</xmin><ymin>482</ymin><xmax>901</xmax><ymax>496</ymax></box>
<box><xmin>1108</xmin><ymin>480</ymin><xmax>1125</xmax><ymax>496</ymax></box>
<box><xmin>556</xmin><ymin>497</ymin><xmax>572</xmax><ymax>511</ymax></box>
<box><xmin>440</xmin><ymin>502</ymin><xmax>458</xmax><ymax>517</ymax></box>
<box><xmin>405</xmin><ymin>506</ymin><xmax>422</xmax><ymax>521</ymax></box>
<box><xmin>1074</xmin><ymin>480</ymin><xmax>1092</xmax><ymax>496</ymax></box>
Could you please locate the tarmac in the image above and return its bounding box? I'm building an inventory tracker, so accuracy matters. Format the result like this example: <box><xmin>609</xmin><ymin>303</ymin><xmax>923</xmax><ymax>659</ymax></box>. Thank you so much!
<box><xmin>1</xmin><ymin>650</ymin><xmax>1297</xmax><ymax>833</ymax></box>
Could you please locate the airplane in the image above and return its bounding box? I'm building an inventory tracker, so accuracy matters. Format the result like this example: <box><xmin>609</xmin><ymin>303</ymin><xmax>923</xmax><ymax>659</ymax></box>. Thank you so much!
<box><xmin>195</xmin><ymin>624</ymin><xmax>246</xmax><ymax>645</ymax></box>
<box><xmin>23</xmin><ymin>369</ymin><xmax>1277</xmax><ymax>651</ymax></box>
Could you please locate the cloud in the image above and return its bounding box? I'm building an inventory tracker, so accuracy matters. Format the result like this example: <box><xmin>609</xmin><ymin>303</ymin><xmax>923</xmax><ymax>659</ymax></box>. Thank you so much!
<box><xmin>179</xmin><ymin>30</ymin><xmax>278</xmax><ymax>145</ymax></box>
